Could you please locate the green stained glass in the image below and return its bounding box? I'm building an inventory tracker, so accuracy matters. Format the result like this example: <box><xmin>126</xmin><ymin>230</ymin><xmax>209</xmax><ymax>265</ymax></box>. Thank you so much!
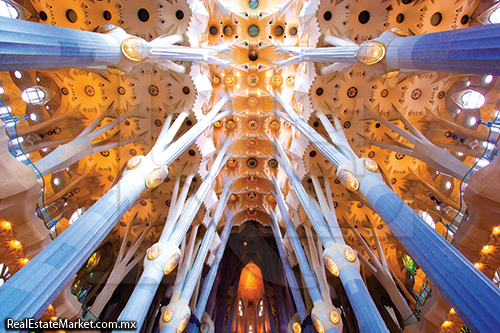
<box><xmin>402</xmin><ymin>253</ymin><xmax>417</xmax><ymax>275</ymax></box>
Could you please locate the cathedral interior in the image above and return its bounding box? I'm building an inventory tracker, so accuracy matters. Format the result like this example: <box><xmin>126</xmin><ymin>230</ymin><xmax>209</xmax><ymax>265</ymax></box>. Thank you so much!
<box><xmin>1</xmin><ymin>0</ymin><xmax>500</xmax><ymax>332</ymax></box>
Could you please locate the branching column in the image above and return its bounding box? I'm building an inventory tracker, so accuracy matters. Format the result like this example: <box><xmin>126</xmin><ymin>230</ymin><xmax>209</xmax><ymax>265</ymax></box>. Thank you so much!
<box><xmin>273</xmin><ymin>144</ymin><xmax>388</xmax><ymax>333</ymax></box>
<box><xmin>114</xmin><ymin>140</ymin><xmax>231</xmax><ymax>332</ymax></box>
<box><xmin>277</xmin><ymin>93</ymin><xmax>500</xmax><ymax>332</ymax></box>
<box><xmin>0</xmin><ymin>98</ymin><xmax>227</xmax><ymax>328</ymax></box>
<box><xmin>0</xmin><ymin>16</ymin><xmax>121</xmax><ymax>70</ymax></box>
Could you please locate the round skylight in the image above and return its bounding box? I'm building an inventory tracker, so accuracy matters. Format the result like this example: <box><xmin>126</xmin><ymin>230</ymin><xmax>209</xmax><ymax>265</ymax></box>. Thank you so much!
<box><xmin>21</xmin><ymin>87</ymin><xmax>46</xmax><ymax>105</ymax></box>
<box><xmin>460</xmin><ymin>91</ymin><xmax>485</xmax><ymax>109</ymax></box>
<box><xmin>421</xmin><ymin>211</ymin><xmax>435</xmax><ymax>229</ymax></box>
<box><xmin>490</xmin><ymin>7</ymin><xmax>500</xmax><ymax>24</ymax></box>
<box><xmin>0</xmin><ymin>1</ymin><xmax>19</xmax><ymax>19</ymax></box>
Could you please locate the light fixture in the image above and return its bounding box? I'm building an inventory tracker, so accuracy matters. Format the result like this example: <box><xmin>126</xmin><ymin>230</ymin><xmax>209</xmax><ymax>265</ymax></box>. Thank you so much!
<box><xmin>22</xmin><ymin>258</ymin><xmax>29</xmax><ymax>263</ymax></box>
<box><xmin>329</xmin><ymin>310</ymin><xmax>340</xmax><ymax>324</ymax></box>
<box><xmin>164</xmin><ymin>253</ymin><xmax>181</xmax><ymax>275</ymax></box>
<box><xmin>445</xmin><ymin>181</ymin><xmax>452</xmax><ymax>190</ymax></box>
<box><xmin>474</xmin><ymin>263</ymin><xmax>482</xmax><ymax>268</ymax></box>
<box><xmin>3</xmin><ymin>221</ymin><xmax>11</xmax><ymax>228</ymax></box>
<box><xmin>483</xmin><ymin>245</ymin><xmax>491</xmax><ymax>252</ymax></box>
<box><xmin>30</xmin><ymin>113</ymin><xmax>37</xmax><ymax>121</ymax></box>
<box><xmin>147</xmin><ymin>245</ymin><xmax>161</xmax><ymax>260</ymax></box>
<box><xmin>311</xmin><ymin>314</ymin><xmax>324</xmax><ymax>333</ymax></box>
<box><xmin>163</xmin><ymin>308</ymin><xmax>173</xmax><ymax>322</ymax></box>
<box><xmin>323</xmin><ymin>255</ymin><xmax>339</xmax><ymax>276</ymax></box>
<box><xmin>13</xmin><ymin>240</ymin><xmax>21</xmax><ymax>246</ymax></box>
<box><xmin>53</xmin><ymin>178</ymin><xmax>60</xmax><ymax>185</ymax></box>
<box><xmin>292</xmin><ymin>322</ymin><xmax>302</xmax><ymax>333</ymax></box>
<box><xmin>493</xmin><ymin>227</ymin><xmax>500</xmax><ymax>234</ymax></box>
<box><xmin>343</xmin><ymin>247</ymin><xmax>357</xmax><ymax>262</ymax></box>
<box><xmin>177</xmin><ymin>313</ymin><xmax>190</xmax><ymax>333</ymax></box>
<box><xmin>485</xmin><ymin>75</ymin><xmax>494</xmax><ymax>84</ymax></box>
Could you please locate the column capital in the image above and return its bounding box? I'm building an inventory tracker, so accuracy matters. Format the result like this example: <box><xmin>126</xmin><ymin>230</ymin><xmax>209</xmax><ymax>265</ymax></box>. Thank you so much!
<box><xmin>322</xmin><ymin>244</ymin><xmax>360</xmax><ymax>277</ymax></box>
<box><xmin>145</xmin><ymin>241</ymin><xmax>181</xmax><ymax>275</ymax></box>
<box><xmin>160</xmin><ymin>300</ymin><xmax>191</xmax><ymax>333</ymax></box>
<box><xmin>311</xmin><ymin>302</ymin><xmax>342</xmax><ymax>333</ymax></box>
<box><xmin>337</xmin><ymin>158</ymin><xmax>382</xmax><ymax>192</ymax></box>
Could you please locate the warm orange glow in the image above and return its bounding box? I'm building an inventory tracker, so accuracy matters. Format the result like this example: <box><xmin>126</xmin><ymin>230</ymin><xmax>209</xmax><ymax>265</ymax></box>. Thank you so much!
<box><xmin>22</xmin><ymin>258</ymin><xmax>29</xmax><ymax>263</ymax></box>
<box><xmin>442</xmin><ymin>321</ymin><xmax>451</xmax><ymax>326</ymax></box>
<box><xmin>483</xmin><ymin>245</ymin><xmax>492</xmax><ymax>252</ymax></box>
<box><xmin>238</xmin><ymin>262</ymin><xmax>264</xmax><ymax>301</ymax></box>
<box><xmin>12</xmin><ymin>240</ymin><xmax>21</xmax><ymax>247</ymax></box>
<box><xmin>474</xmin><ymin>263</ymin><xmax>482</xmax><ymax>268</ymax></box>
<box><xmin>2</xmin><ymin>221</ymin><xmax>11</xmax><ymax>228</ymax></box>
<box><xmin>450</xmin><ymin>308</ymin><xmax>455</xmax><ymax>314</ymax></box>
<box><xmin>494</xmin><ymin>227</ymin><xmax>500</xmax><ymax>234</ymax></box>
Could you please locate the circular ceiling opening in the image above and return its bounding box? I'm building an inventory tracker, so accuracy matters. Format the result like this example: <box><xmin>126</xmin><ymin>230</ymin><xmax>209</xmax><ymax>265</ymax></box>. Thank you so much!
<box><xmin>396</xmin><ymin>13</ymin><xmax>404</xmax><ymax>23</ymax></box>
<box><xmin>223</xmin><ymin>25</ymin><xmax>233</xmax><ymax>36</ymax></box>
<box><xmin>358</xmin><ymin>11</ymin><xmax>370</xmax><ymax>24</ymax></box>
<box><xmin>138</xmin><ymin>8</ymin><xmax>150</xmax><ymax>22</ymax></box>
<box><xmin>289</xmin><ymin>27</ymin><xmax>298</xmax><ymax>36</ymax></box>
<box><xmin>175</xmin><ymin>10</ymin><xmax>184</xmax><ymax>20</ymax></box>
<box><xmin>248</xmin><ymin>0</ymin><xmax>259</xmax><ymax>9</ymax></box>
<box><xmin>430</xmin><ymin>12</ymin><xmax>442</xmax><ymax>26</ymax></box>
<box><xmin>103</xmin><ymin>11</ymin><xmax>111</xmax><ymax>21</ymax></box>
<box><xmin>39</xmin><ymin>11</ymin><xmax>47</xmax><ymax>21</ymax></box>
<box><xmin>274</xmin><ymin>25</ymin><xmax>284</xmax><ymax>37</ymax></box>
<box><xmin>461</xmin><ymin>15</ymin><xmax>469</xmax><ymax>25</ymax></box>
<box><xmin>209</xmin><ymin>26</ymin><xmax>218</xmax><ymax>35</ymax></box>
<box><xmin>248</xmin><ymin>50</ymin><xmax>258</xmax><ymax>61</ymax></box>
<box><xmin>248</xmin><ymin>24</ymin><xmax>260</xmax><ymax>37</ymax></box>
<box><xmin>324</xmin><ymin>11</ymin><xmax>332</xmax><ymax>21</ymax></box>
<box><xmin>66</xmin><ymin>9</ymin><xmax>78</xmax><ymax>23</ymax></box>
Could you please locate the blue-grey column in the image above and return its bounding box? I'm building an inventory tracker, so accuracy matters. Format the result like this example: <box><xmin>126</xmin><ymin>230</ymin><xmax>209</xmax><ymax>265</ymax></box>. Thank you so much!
<box><xmin>270</xmin><ymin>217</ymin><xmax>307</xmax><ymax>321</ymax></box>
<box><xmin>0</xmin><ymin>16</ymin><xmax>121</xmax><ymax>71</ymax></box>
<box><xmin>385</xmin><ymin>24</ymin><xmax>500</xmax><ymax>75</ymax></box>
<box><xmin>280</xmin><ymin>98</ymin><xmax>500</xmax><ymax>332</ymax></box>
<box><xmin>360</xmin><ymin>174</ymin><xmax>500</xmax><ymax>333</ymax></box>
<box><xmin>115</xmin><ymin>143</ymin><xmax>230</xmax><ymax>332</ymax></box>
<box><xmin>0</xmin><ymin>166</ymin><xmax>147</xmax><ymax>329</ymax></box>
<box><xmin>195</xmin><ymin>221</ymin><xmax>233</xmax><ymax>319</ymax></box>
<box><xmin>272</xmin><ymin>185</ymin><xmax>323</xmax><ymax>304</ymax></box>
<box><xmin>179</xmin><ymin>186</ymin><xmax>233</xmax><ymax>304</ymax></box>
<box><xmin>273</xmin><ymin>143</ymin><xmax>388</xmax><ymax>333</ymax></box>
<box><xmin>0</xmin><ymin>100</ymin><xmax>226</xmax><ymax>328</ymax></box>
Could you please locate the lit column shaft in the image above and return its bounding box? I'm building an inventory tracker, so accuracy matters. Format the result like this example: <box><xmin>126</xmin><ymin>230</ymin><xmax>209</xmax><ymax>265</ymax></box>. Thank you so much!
<box><xmin>270</xmin><ymin>215</ymin><xmax>307</xmax><ymax>321</ymax></box>
<box><xmin>179</xmin><ymin>184</ymin><xmax>233</xmax><ymax>303</ymax></box>
<box><xmin>385</xmin><ymin>24</ymin><xmax>500</xmax><ymax>75</ymax></box>
<box><xmin>115</xmin><ymin>142</ymin><xmax>230</xmax><ymax>331</ymax></box>
<box><xmin>272</xmin><ymin>180</ymin><xmax>323</xmax><ymax>304</ymax></box>
<box><xmin>282</xmin><ymin>92</ymin><xmax>500</xmax><ymax>331</ymax></box>
<box><xmin>168</xmin><ymin>140</ymin><xmax>231</xmax><ymax>247</ymax></box>
<box><xmin>0</xmin><ymin>105</ymin><xmax>199</xmax><ymax>327</ymax></box>
<box><xmin>273</xmin><ymin>141</ymin><xmax>389</xmax><ymax>333</ymax></box>
<box><xmin>195</xmin><ymin>220</ymin><xmax>234</xmax><ymax>319</ymax></box>
<box><xmin>0</xmin><ymin>101</ymin><xmax>223</xmax><ymax>327</ymax></box>
<box><xmin>0</xmin><ymin>167</ymin><xmax>146</xmax><ymax>326</ymax></box>
<box><xmin>359</xmin><ymin>175</ymin><xmax>500</xmax><ymax>333</ymax></box>
<box><xmin>0</xmin><ymin>16</ymin><xmax>121</xmax><ymax>71</ymax></box>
